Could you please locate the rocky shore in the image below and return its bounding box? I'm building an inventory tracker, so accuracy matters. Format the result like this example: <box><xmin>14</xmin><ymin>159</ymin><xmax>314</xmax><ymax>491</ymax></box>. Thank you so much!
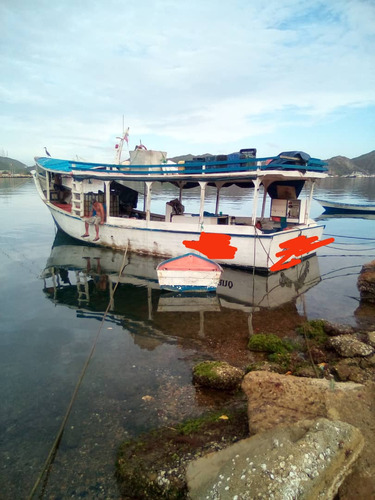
<box><xmin>116</xmin><ymin>262</ymin><xmax>375</xmax><ymax>499</ymax></box>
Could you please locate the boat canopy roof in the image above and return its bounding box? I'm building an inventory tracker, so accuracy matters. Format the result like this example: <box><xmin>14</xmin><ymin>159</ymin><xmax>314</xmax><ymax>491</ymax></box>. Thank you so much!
<box><xmin>35</xmin><ymin>151</ymin><xmax>328</xmax><ymax>186</ymax></box>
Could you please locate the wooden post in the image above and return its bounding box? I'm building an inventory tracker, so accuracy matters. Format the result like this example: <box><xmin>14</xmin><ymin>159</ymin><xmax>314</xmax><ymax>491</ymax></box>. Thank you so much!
<box><xmin>46</xmin><ymin>171</ymin><xmax>50</xmax><ymax>200</ymax></box>
<box><xmin>251</xmin><ymin>178</ymin><xmax>261</xmax><ymax>225</ymax></box>
<box><xmin>145</xmin><ymin>181</ymin><xmax>153</xmax><ymax>223</ymax></box>
<box><xmin>305</xmin><ymin>180</ymin><xmax>315</xmax><ymax>223</ymax></box>
<box><xmin>198</xmin><ymin>181</ymin><xmax>207</xmax><ymax>227</ymax></box>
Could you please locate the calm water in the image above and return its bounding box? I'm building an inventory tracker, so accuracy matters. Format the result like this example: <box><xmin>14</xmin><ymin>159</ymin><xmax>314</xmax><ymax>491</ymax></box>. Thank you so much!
<box><xmin>1</xmin><ymin>177</ymin><xmax>375</xmax><ymax>498</ymax></box>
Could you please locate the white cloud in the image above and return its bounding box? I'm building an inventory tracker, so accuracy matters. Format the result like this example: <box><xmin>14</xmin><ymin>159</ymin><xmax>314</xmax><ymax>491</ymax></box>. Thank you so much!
<box><xmin>0</xmin><ymin>0</ymin><xmax>374</xmax><ymax>164</ymax></box>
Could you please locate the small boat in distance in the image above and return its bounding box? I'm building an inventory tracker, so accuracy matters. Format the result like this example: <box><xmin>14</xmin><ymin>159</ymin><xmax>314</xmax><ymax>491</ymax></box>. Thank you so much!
<box><xmin>156</xmin><ymin>253</ymin><xmax>223</xmax><ymax>292</ymax></box>
<box><xmin>315</xmin><ymin>198</ymin><xmax>375</xmax><ymax>214</ymax></box>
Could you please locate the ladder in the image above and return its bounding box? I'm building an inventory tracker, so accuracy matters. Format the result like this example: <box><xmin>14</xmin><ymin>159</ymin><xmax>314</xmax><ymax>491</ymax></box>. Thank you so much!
<box><xmin>71</xmin><ymin>180</ymin><xmax>84</xmax><ymax>217</ymax></box>
<box><xmin>76</xmin><ymin>271</ymin><xmax>89</xmax><ymax>306</ymax></box>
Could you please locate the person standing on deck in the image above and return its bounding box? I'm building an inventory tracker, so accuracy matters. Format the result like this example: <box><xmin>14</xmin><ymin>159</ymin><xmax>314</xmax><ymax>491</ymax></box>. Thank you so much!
<box><xmin>81</xmin><ymin>200</ymin><xmax>105</xmax><ymax>241</ymax></box>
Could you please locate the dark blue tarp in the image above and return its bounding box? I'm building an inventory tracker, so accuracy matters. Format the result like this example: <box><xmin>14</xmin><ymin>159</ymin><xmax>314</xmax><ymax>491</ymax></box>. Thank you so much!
<box><xmin>267</xmin><ymin>151</ymin><xmax>311</xmax><ymax>167</ymax></box>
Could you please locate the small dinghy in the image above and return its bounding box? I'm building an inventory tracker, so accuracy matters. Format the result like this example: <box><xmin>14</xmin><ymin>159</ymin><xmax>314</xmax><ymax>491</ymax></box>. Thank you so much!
<box><xmin>156</xmin><ymin>253</ymin><xmax>223</xmax><ymax>292</ymax></box>
<box><xmin>314</xmin><ymin>198</ymin><xmax>375</xmax><ymax>214</ymax></box>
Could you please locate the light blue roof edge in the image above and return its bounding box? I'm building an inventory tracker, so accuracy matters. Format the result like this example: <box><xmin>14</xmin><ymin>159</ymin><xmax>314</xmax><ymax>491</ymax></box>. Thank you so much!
<box><xmin>35</xmin><ymin>157</ymin><xmax>117</xmax><ymax>173</ymax></box>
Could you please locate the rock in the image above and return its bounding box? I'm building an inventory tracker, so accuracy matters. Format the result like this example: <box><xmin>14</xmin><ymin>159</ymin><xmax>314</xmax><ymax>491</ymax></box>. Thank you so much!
<box><xmin>294</xmin><ymin>365</ymin><xmax>319</xmax><ymax>378</ymax></box>
<box><xmin>241</xmin><ymin>371</ymin><xmax>375</xmax><ymax>499</ymax></box>
<box><xmin>310</xmin><ymin>346</ymin><xmax>327</xmax><ymax>363</ymax></box>
<box><xmin>328</xmin><ymin>334</ymin><xmax>374</xmax><ymax>357</ymax></box>
<box><xmin>241</xmin><ymin>371</ymin><xmax>363</xmax><ymax>435</ymax></box>
<box><xmin>192</xmin><ymin>361</ymin><xmax>245</xmax><ymax>391</ymax></box>
<box><xmin>333</xmin><ymin>358</ymin><xmax>367</xmax><ymax>383</ymax></box>
<box><xmin>357</xmin><ymin>259</ymin><xmax>375</xmax><ymax>303</ymax></box>
<box><xmin>361</xmin><ymin>353</ymin><xmax>375</xmax><ymax>367</ymax></box>
<box><xmin>186</xmin><ymin>418</ymin><xmax>364</xmax><ymax>500</ymax></box>
<box><xmin>323</xmin><ymin>321</ymin><xmax>356</xmax><ymax>336</ymax></box>
<box><xmin>367</xmin><ymin>331</ymin><xmax>375</xmax><ymax>347</ymax></box>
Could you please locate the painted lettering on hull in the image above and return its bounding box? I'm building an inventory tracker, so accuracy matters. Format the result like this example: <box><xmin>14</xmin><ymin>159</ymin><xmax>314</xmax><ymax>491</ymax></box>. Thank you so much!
<box><xmin>183</xmin><ymin>232</ymin><xmax>237</xmax><ymax>259</ymax></box>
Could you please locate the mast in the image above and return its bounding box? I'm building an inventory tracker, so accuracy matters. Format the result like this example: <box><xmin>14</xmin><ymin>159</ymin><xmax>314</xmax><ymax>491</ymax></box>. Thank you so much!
<box><xmin>115</xmin><ymin>123</ymin><xmax>129</xmax><ymax>164</ymax></box>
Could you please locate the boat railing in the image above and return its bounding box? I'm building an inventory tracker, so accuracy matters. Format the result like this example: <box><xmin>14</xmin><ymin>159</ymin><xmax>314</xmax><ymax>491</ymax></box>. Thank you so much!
<box><xmin>35</xmin><ymin>154</ymin><xmax>328</xmax><ymax>179</ymax></box>
<box><xmin>69</xmin><ymin>156</ymin><xmax>327</xmax><ymax>176</ymax></box>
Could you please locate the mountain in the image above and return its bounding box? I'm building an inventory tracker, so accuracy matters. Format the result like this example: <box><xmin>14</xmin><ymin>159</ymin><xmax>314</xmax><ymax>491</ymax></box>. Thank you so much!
<box><xmin>351</xmin><ymin>150</ymin><xmax>375</xmax><ymax>175</ymax></box>
<box><xmin>325</xmin><ymin>156</ymin><xmax>360</xmax><ymax>176</ymax></box>
<box><xmin>326</xmin><ymin>151</ymin><xmax>375</xmax><ymax>176</ymax></box>
<box><xmin>0</xmin><ymin>156</ymin><xmax>29</xmax><ymax>173</ymax></box>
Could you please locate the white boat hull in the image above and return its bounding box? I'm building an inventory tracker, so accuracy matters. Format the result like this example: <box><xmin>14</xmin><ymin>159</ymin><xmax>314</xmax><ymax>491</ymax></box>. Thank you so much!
<box><xmin>315</xmin><ymin>198</ymin><xmax>375</xmax><ymax>214</ymax></box>
<box><xmin>157</xmin><ymin>269</ymin><xmax>222</xmax><ymax>292</ymax></box>
<box><xmin>44</xmin><ymin>201</ymin><xmax>324</xmax><ymax>272</ymax></box>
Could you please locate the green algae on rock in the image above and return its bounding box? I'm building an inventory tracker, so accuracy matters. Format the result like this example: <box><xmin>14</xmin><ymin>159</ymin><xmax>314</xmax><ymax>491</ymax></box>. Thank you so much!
<box><xmin>192</xmin><ymin>361</ymin><xmax>245</xmax><ymax>391</ymax></box>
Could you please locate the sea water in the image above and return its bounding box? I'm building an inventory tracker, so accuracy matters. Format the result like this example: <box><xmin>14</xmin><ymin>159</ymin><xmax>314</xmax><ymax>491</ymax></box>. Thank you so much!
<box><xmin>0</xmin><ymin>177</ymin><xmax>374</xmax><ymax>498</ymax></box>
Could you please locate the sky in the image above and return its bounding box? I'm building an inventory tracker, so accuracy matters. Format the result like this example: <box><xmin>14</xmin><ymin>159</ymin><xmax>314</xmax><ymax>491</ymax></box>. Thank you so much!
<box><xmin>1</xmin><ymin>0</ymin><xmax>374</xmax><ymax>166</ymax></box>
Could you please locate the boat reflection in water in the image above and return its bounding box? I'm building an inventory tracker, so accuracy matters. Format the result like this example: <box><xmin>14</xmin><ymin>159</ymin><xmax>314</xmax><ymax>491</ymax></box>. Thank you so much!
<box><xmin>41</xmin><ymin>231</ymin><xmax>321</xmax><ymax>346</ymax></box>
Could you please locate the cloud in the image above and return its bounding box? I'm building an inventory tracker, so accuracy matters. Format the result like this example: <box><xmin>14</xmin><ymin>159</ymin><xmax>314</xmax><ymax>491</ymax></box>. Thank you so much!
<box><xmin>1</xmin><ymin>0</ymin><xmax>374</xmax><ymax>163</ymax></box>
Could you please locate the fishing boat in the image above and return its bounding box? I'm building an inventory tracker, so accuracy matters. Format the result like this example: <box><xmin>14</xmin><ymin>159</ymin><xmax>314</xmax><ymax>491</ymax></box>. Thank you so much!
<box><xmin>156</xmin><ymin>253</ymin><xmax>223</xmax><ymax>292</ymax></box>
<box><xmin>33</xmin><ymin>141</ymin><xmax>330</xmax><ymax>273</ymax></box>
<box><xmin>42</xmin><ymin>230</ymin><xmax>321</xmax><ymax>313</ymax></box>
<box><xmin>315</xmin><ymin>198</ymin><xmax>375</xmax><ymax>214</ymax></box>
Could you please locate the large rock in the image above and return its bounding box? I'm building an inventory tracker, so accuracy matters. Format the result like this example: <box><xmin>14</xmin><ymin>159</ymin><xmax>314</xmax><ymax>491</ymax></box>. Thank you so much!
<box><xmin>328</xmin><ymin>334</ymin><xmax>374</xmax><ymax>357</ymax></box>
<box><xmin>241</xmin><ymin>371</ymin><xmax>375</xmax><ymax>499</ymax></box>
<box><xmin>357</xmin><ymin>260</ymin><xmax>375</xmax><ymax>303</ymax></box>
<box><xmin>241</xmin><ymin>371</ymin><xmax>362</xmax><ymax>434</ymax></box>
<box><xmin>187</xmin><ymin>418</ymin><xmax>364</xmax><ymax>500</ymax></box>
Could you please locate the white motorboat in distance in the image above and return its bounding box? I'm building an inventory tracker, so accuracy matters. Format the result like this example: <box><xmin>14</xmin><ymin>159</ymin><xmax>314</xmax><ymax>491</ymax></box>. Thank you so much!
<box><xmin>33</xmin><ymin>146</ymin><xmax>330</xmax><ymax>273</ymax></box>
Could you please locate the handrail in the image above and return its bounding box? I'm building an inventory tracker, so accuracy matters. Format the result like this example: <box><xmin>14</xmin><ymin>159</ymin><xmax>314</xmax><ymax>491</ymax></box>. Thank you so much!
<box><xmin>35</xmin><ymin>155</ymin><xmax>328</xmax><ymax>177</ymax></box>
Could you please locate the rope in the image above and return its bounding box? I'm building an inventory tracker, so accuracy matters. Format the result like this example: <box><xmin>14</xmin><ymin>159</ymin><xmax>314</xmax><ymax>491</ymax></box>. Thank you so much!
<box><xmin>323</xmin><ymin>245</ymin><xmax>375</xmax><ymax>251</ymax></box>
<box><xmin>28</xmin><ymin>244</ymin><xmax>129</xmax><ymax>499</ymax></box>
<box><xmin>324</xmin><ymin>233</ymin><xmax>375</xmax><ymax>241</ymax></box>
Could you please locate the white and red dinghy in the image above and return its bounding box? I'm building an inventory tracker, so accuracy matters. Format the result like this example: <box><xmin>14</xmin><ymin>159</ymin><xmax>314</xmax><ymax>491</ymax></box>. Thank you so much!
<box><xmin>156</xmin><ymin>253</ymin><xmax>223</xmax><ymax>292</ymax></box>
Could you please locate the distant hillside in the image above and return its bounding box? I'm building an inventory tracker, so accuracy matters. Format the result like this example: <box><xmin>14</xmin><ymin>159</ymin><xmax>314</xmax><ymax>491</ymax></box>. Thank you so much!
<box><xmin>170</xmin><ymin>153</ymin><xmax>213</xmax><ymax>163</ymax></box>
<box><xmin>327</xmin><ymin>150</ymin><xmax>375</xmax><ymax>176</ymax></box>
<box><xmin>326</xmin><ymin>156</ymin><xmax>360</xmax><ymax>176</ymax></box>
<box><xmin>352</xmin><ymin>150</ymin><xmax>375</xmax><ymax>175</ymax></box>
<box><xmin>0</xmin><ymin>156</ymin><xmax>28</xmax><ymax>173</ymax></box>
<box><xmin>170</xmin><ymin>153</ymin><xmax>195</xmax><ymax>163</ymax></box>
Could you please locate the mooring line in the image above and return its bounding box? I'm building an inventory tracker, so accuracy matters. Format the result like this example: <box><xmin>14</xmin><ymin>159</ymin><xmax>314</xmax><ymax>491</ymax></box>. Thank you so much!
<box><xmin>324</xmin><ymin>233</ymin><xmax>375</xmax><ymax>241</ymax></box>
<box><xmin>28</xmin><ymin>244</ymin><xmax>129</xmax><ymax>499</ymax></box>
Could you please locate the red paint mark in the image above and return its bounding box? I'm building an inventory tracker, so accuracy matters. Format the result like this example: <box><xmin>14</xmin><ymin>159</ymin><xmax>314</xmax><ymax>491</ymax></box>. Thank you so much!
<box><xmin>183</xmin><ymin>232</ymin><xmax>237</xmax><ymax>259</ymax></box>
<box><xmin>270</xmin><ymin>235</ymin><xmax>335</xmax><ymax>272</ymax></box>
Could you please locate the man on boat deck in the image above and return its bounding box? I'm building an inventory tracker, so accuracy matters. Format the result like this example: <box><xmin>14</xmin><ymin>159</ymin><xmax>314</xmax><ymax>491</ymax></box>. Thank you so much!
<box><xmin>81</xmin><ymin>200</ymin><xmax>105</xmax><ymax>242</ymax></box>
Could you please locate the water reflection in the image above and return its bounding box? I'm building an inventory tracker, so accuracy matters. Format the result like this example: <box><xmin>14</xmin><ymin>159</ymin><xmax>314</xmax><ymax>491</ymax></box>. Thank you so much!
<box><xmin>0</xmin><ymin>176</ymin><xmax>31</xmax><ymax>192</ymax></box>
<box><xmin>317</xmin><ymin>212</ymin><xmax>375</xmax><ymax>221</ymax></box>
<box><xmin>42</xmin><ymin>231</ymin><xmax>322</xmax><ymax>347</ymax></box>
<box><xmin>315</xmin><ymin>176</ymin><xmax>375</xmax><ymax>203</ymax></box>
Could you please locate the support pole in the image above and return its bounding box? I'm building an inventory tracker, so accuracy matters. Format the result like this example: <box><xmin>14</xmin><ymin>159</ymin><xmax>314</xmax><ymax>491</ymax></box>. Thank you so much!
<box><xmin>251</xmin><ymin>178</ymin><xmax>261</xmax><ymax>225</ymax></box>
<box><xmin>261</xmin><ymin>184</ymin><xmax>267</xmax><ymax>219</ymax></box>
<box><xmin>178</xmin><ymin>181</ymin><xmax>186</xmax><ymax>202</ymax></box>
<box><xmin>145</xmin><ymin>182</ymin><xmax>153</xmax><ymax>223</ymax></box>
<box><xmin>215</xmin><ymin>182</ymin><xmax>224</xmax><ymax>214</ymax></box>
<box><xmin>105</xmin><ymin>181</ymin><xmax>110</xmax><ymax>219</ymax></box>
<box><xmin>46</xmin><ymin>171</ymin><xmax>50</xmax><ymax>200</ymax></box>
<box><xmin>305</xmin><ymin>180</ymin><xmax>315</xmax><ymax>224</ymax></box>
<box><xmin>198</xmin><ymin>181</ymin><xmax>207</xmax><ymax>227</ymax></box>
